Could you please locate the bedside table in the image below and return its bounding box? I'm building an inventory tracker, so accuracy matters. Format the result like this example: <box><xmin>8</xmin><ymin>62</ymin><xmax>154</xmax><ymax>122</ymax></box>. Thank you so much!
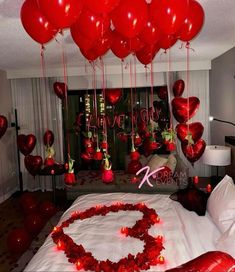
<box><xmin>192</xmin><ymin>177</ymin><xmax>212</xmax><ymax>192</ymax></box>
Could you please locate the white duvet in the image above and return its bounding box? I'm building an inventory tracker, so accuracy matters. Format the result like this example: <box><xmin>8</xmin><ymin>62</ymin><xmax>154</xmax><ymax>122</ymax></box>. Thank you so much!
<box><xmin>24</xmin><ymin>193</ymin><xmax>221</xmax><ymax>272</ymax></box>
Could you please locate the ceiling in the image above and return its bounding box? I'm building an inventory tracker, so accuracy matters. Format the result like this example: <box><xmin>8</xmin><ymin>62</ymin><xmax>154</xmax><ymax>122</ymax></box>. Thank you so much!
<box><xmin>1</xmin><ymin>0</ymin><xmax>235</xmax><ymax>75</ymax></box>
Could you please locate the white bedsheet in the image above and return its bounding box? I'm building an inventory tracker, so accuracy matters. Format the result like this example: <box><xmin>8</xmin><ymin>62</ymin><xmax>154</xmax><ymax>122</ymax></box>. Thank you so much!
<box><xmin>24</xmin><ymin>193</ymin><xmax>221</xmax><ymax>272</ymax></box>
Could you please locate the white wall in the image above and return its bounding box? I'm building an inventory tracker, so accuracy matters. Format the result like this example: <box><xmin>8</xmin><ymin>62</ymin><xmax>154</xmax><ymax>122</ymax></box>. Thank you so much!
<box><xmin>0</xmin><ymin>70</ymin><xmax>18</xmax><ymax>203</ymax></box>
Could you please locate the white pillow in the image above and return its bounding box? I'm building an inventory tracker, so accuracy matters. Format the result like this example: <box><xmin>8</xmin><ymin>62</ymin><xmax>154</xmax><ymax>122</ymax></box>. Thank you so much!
<box><xmin>216</xmin><ymin>221</ymin><xmax>235</xmax><ymax>258</ymax></box>
<box><xmin>165</xmin><ymin>154</ymin><xmax>177</xmax><ymax>173</ymax></box>
<box><xmin>207</xmin><ymin>175</ymin><xmax>235</xmax><ymax>233</ymax></box>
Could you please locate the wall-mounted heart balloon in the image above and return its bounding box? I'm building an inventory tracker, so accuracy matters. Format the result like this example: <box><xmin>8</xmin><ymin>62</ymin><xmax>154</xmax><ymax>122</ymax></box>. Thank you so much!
<box><xmin>53</xmin><ymin>82</ymin><xmax>67</xmax><ymax>100</ymax></box>
<box><xmin>0</xmin><ymin>115</ymin><xmax>8</xmax><ymax>139</ymax></box>
<box><xmin>105</xmin><ymin>89</ymin><xmax>122</xmax><ymax>105</ymax></box>
<box><xmin>172</xmin><ymin>97</ymin><xmax>200</xmax><ymax>123</ymax></box>
<box><xmin>181</xmin><ymin>139</ymin><xmax>206</xmax><ymax>163</ymax></box>
<box><xmin>166</xmin><ymin>251</ymin><xmax>235</xmax><ymax>272</ymax></box>
<box><xmin>176</xmin><ymin>122</ymin><xmax>204</xmax><ymax>143</ymax></box>
<box><xmin>43</xmin><ymin>130</ymin><xmax>54</xmax><ymax>147</ymax></box>
<box><xmin>24</xmin><ymin>155</ymin><xmax>43</xmax><ymax>176</ymax></box>
<box><xmin>173</xmin><ymin>79</ymin><xmax>185</xmax><ymax>97</ymax></box>
<box><xmin>17</xmin><ymin>134</ymin><xmax>36</xmax><ymax>156</ymax></box>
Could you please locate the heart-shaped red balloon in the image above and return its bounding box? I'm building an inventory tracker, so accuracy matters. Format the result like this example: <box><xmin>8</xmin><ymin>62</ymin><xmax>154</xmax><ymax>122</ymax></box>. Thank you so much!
<box><xmin>176</xmin><ymin>122</ymin><xmax>204</xmax><ymax>143</ymax></box>
<box><xmin>0</xmin><ymin>115</ymin><xmax>8</xmax><ymax>139</ymax></box>
<box><xmin>24</xmin><ymin>155</ymin><xmax>43</xmax><ymax>176</ymax></box>
<box><xmin>17</xmin><ymin>134</ymin><xmax>36</xmax><ymax>156</ymax></box>
<box><xmin>172</xmin><ymin>97</ymin><xmax>200</xmax><ymax>123</ymax></box>
<box><xmin>173</xmin><ymin>79</ymin><xmax>185</xmax><ymax>97</ymax></box>
<box><xmin>105</xmin><ymin>89</ymin><xmax>122</xmax><ymax>106</ymax></box>
<box><xmin>53</xmin><ymin>82</ymin><xmax>67</xmax><ymax>100</ymax></box>
<box><xmin>181</xmin><ymin>139</ymin><xmax>206</xmax><ymax>163</ymax></box>
<box><xmin>43</xmin><ymin>130</ymin><xmax>54</xmax><ymax>146</ymax></box>
<box><xmin>166</xmin><ymin>251</ymin><xmax>235</xmax><ymax>272</ymax></box>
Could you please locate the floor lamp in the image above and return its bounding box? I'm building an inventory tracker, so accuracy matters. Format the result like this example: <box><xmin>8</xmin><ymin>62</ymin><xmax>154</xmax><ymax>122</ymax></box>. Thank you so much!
<box><xmin>209</xmin><ymin>116</ymin><xmax>235</xmax><ymax>127</ymax></box>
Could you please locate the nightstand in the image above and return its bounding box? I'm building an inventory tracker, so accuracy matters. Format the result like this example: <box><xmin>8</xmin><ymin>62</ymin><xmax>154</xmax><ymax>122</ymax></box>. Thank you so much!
<box><xmin>192</xmin><ymin>177</ymin><xmax>212</xmax><ymax>192</ymax></box>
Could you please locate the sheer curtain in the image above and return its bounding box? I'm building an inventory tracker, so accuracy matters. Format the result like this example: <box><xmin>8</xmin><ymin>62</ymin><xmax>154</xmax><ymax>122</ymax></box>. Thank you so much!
<box><xmin>10</xmin><ymin>77</ymin><xmax>64</xmax><ymax>191</ymax></box>
<box><xmin>167</xmin><ymin>70</ymin><xmax>211</xmax><ymax>177</ymax></box>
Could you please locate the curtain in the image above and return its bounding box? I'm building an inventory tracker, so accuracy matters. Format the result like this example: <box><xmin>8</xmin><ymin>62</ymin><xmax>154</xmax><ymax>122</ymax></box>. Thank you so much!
<box><xmin>10</xmin><ymin>77</ymin><xmax>64</xmax><ymax>191</ymax></box>
<box><xmin>167</xmin><ymin>70</ymin><xmax>211</xmax><ymax>177</ymax></box>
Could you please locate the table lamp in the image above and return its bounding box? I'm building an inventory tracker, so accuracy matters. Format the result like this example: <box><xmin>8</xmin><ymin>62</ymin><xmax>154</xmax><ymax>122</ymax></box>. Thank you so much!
<box><xmin>202</xmin><ymin>145</ymin><xmax>231</xmax><ymax>185</ymax></box>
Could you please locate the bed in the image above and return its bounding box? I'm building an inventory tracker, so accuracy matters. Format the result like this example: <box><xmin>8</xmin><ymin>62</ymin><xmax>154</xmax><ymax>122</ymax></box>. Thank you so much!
<box><xmin>24</xmin><ymin>192</ymin><xmax>223</xmax><ymax>272</ymax></box>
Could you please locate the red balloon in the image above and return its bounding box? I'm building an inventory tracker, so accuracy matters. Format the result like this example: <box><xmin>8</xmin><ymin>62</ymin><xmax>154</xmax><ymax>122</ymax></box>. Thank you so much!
<box><xmin>7</xmin><ymin>228</ymin><xmax>32</xmax><ymax>254</ymax></box>
<box><xmin>43</xmin><ymin>130</ymin><xmax>54</xmax><ymax>146</ymax></box>
<box><xmin>53</xmin><ymin>82</ymin><xmax>67</xmax><ymax>99</ymax></box>
<box><xmin>130</xmin><ymin>150</ymin><xmax>140</xmax><ymax>161</ymax></box>
<box><xmin>127</xmin><ymin>36</ymin><xmax>144</xmax><ymax>53</ymax></box>
<box><xmin>166</xmin><ymin>251</ymin><xmax>235</xmax><ymax>272</ymax></box>
<box><xmin>24</xmin><ymin>155</ymin><xmax>43</xmax><ymax>176</ymax></box>
<box><xmin>37</xmin><ymin>0</ymin><xmax>83</xmax><ymax>29</ymax></box>
<box><xmin>149</xmin><ymin>0</ymin><xmax>188</xmax><ymax>35</ymax></box>
<box><xmin>176</xmin><ymin>122</ymin><xmax>204</xmax><ymax>143</ymax></box>
<box><xmin>105</xmin><ymin>89</ymin><xmax>122</xmax><ymax>105</ymax></box>
<box><xmin>70</xmin><ymin>23</ymin><xmax>94</xmax><ymax>51</ymax></box>
<box><xmin>111</xmin><ymin>31</ymin><xmax>130</xmax><ymax>59</ymax></box>
<box><xmin>179</xmin><ymin>0</ymin><xmax>205</xmax><ymax>42</ymax></box>
<box><xmin>76</xmin><ymin>9</ymin><xmax>110</xmax><ymax>43</ymax></box>
<box><xmin>93</xmin><ymin>150</ymin><xmax>103</xmax><ymax>161</ymax></box>
<box><xmin>172</xmin><ymin>97</ymin><xmax>200</xmax><ymax>123</ymax></box>
<box><xmin>21</xmin><ymin>0</ymin><xmax>58</xmax><ymax>44</ymax></box>
<box><xmin>0</xmin><ymin>115</ymin><xmax>8</xmax><ymax>139</ymax></box>
<box><xmin>136</xmin><ymin>43</ymin><xmax>160</xmax><ymax>65</ymax></box>
<box><xmin>84</xmin><ymin>0</ymin><xmax>120</xmax><ymax>14</ymax></box>
<box><xmin>173</xmin><ymin>79</ymin><xmax>185</xmax><ymax>97</ymax></box>
<box><xmin>92</xmin><ymin>30</ymin><xmax>113</xmax><ymax>57</ymax></box>
<box><xmin>39</xmin><ymin>201</ymin><xmax>57</xmax><ymax>219</ymax></box>
<box><xmin>80</xmin><ymin>48</ymin><xmax>99</xmax><ymax>62</ymax></box>
<box><xmin>102</xmin><ymin>169</ymin><xmax>114</xmax><ymax>183</ymax></box>
<box><xmin>127</xmin><ymin>160</ymin><xmax>142</xmax><ymax>174</ymax></box>
<box><xmin>158</xmin><ymin>33</ymin><xmax>178</xmax><ymax>50</ymax></box>
<box><xmin>17</xmin><ymin>134</ymin><xmax>36</xmax><ymax>156</ymax></box>
<box><xmin>181</xmin><ymin>139</ymin><xmax>206</xmax><ymax>163</ymax></box>
<box><xmin>24</xmin><ymin>213</ymin><xmax>45</xmax><ymax>236</ymax></box>
<box><xmin>20</xmin><ymin>193</ymin><xmax>38</xmax><ymax>214</ymax></box>
<box><xmin>111</xmin><ymin>0</ymin><xmax>148</xmax><ymax>38</ymax></box>
<box><xmin>139</xmin><ymin>5</ymin><xmax>160</xmax><ymax>45</ymax></box>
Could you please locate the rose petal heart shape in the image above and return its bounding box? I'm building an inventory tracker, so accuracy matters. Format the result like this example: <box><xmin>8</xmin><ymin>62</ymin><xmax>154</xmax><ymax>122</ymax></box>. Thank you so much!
<box><xmin>166</xmin><ymin>251</ymin><xmax>235</xmax><ymax>272</ymax></box>
<box><xmin>105</xmin><ymin>89</ymin><xmax>122</xmax><ymax>106</ymax></box>
<box><xmin>173</xmin><ymin>79</ymin><xmax>185</xmax><ymax>97</ymax></box>
<box><xmin>0</xmin><ymin>115</ymin><xmax>8</xmax><ymax>139</ymax></box>
<box><xmin>53</xmin><ymin>82</ymin><xmax>67</xmax><ymax>100</ymax></box>
<box><xmin>172</xmin><ymin>97</ymin><xmax>200</xmax><ymax>123</ymax></box>
<box><xmin>176</xmin><ymin>122</ymin><xmax>204</xmax><ymax>143</ymax></box>
<box><xmin>17</xmin><ymin>134</ymin><xmax>37</xmax><ymax>156</ymax></box>
<box><xmin>43</xmin><ymin>130</ymin><xmax>54</xmax><ymax>146</ymax></box>
<box><xmin>24</xmin><ymin>155</ymin><xmax>43</xmax><ymax>176</ymax></box>
<box><xmin>181</xmin><ymin>139</ymin><xmax>206</xmax><ymax>163</ymax></box>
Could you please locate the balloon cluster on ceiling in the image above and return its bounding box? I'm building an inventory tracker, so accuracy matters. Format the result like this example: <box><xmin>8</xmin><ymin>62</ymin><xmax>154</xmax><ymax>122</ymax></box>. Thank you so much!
<box><xmin>20</xmin><ymin>0</ymin><xmax>204</xmax><ymax>65</ymax></box>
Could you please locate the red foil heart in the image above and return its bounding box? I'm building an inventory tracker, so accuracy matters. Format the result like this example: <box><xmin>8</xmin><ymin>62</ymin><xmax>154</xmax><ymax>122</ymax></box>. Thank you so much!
<box><xmin>181</xmin><ymin>139</ymin><xmax>206</xmax><ymax>163</ymax></box>
<box><xmin>172</xmin><ymin>97</ymin><xmax>200</xmax><ymax>123</ymax></box>
<box><xmin>43</xmin><ymin>130</ymin><xmax>54</xmax><ymax>146</ymax></box>
<box><xmin>17</xmin><ymin>134</ymin><xmax>36</xmax><ymax>156</ymax></box>
<box><xmin>166</xmin><ymin>251</ymin><xmax>235</xmax><ymax>272</ymax></box>
<box><xmin>105</xmin><ymin>88</ymin><xmax>122</xmax><ymax>105</ymax></box>
<box><xmin>173</xmin><ymin>79</ymin><xmax>185</xmax><ymax>97</ymax></box>
<box><xmin>24</xmin><ymin>155</ymin><xmax>43</xmax><ymax>176</ymax></box>
<box><xmin>176</xmin><ymin>122</ymin><xmax>204</xmax><ymax>143</ymax></box>
<box><xmin>53</xmin><ymin>82</ymin><xmax>67</xmax><ymax>100</ymax></box>
<box><xmin>0</xmin><ymin>115</ymin><xmax>8</xmax><ymax>139</ymax></box>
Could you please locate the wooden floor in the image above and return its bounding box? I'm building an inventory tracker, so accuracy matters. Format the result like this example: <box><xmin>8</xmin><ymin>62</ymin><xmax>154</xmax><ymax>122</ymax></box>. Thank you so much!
<box><xmin>0</xmin><ymin>189</ymin><xmax>70</xmax><ymax>272</ymax></box>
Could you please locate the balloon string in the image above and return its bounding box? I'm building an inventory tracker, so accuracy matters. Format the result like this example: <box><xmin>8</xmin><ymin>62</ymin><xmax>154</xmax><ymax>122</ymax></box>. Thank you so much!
<box><xmin>92</xmin><ymin>65</ymin><xmax>98</xmax><ymax>149</ymax></box>
<box><xmin>150</xmin><ymin>61</ymin><xmax>154</xmax><ymax>136</ymax></box>
<box><xmin>58</xmin><ymin>38</ymin><xmax>70</xmax><ymax>159</ymax></box>
<box><xmin>133</xmin><ymin>54</ymin><xmax>137</xmax><ymax>129</ymax></box>
<box><xmin>40</xmin><ymin>45</ymin><xmax>49</xmax><ymax>147</ymax></box>
<box><xmin>130</xmin><ymin>59</ymin><xmax>134</xmax><ymax>147</ymax></box>
<box><xmin>186</xmin><ymin>42</ymin><xmax>190</xmax><ymax>138</ymax></box>
<box><xmin>167</xmin><ymin>48</ymin><xmax>173</xmax><ymax>129</ymax></box>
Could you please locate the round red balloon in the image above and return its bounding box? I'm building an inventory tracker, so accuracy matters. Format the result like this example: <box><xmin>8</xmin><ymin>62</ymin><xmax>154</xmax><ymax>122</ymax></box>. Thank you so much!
<box><xmin>150</xmin><ymin>0</ymin><xmax>188</xmax><ymax>35</ymax></box>
<box><xmin>158</xmin><ymin>33</ymin><xmax>178</xmax><ymax>50</ymax></box>
<box><xmin>24</xmin><ymin>213</ymin><xmax>45</xmax><ymax>236</ymax></box>
<box><xmin>84</xmin><ymin>0</ymin><xmax>120</xmax><ymax>14</ymax></box>
<box><xmin>7</xmin><ymin>228</ymin><xmax>32</xmax><ymax>254</ymax></box>
<box><xmin>21</xmin><ymin>0</ymin><xmax>58</xmax><ymax>44</ymax></box>
<box><xmin>92</xmin><ymin>30</ymin><xmax>113</xmax><ymax>58</ymax></box>
<box><xmin>111</xmin><ymin>31</ymin><xmax>130</xmax><ymax>59</ymax></box>
<box><xmin>76</xmin><ymin>9</ymin><xmax>110</xmax><ymax>43</ymax></box>
<box><xmin>136</xmin><ymin>43</ymin><xmax>160</xmax><ymax>65</ymax></box>
<box><xmin>111</xmin><ymin>0</ymin><xmax>148</xmax><ymax>38</ymax></box>
<box><xmin>179</xmin><ymin>0</ymin><xmax>205</xmax><ymax>42</ymax></box>
<box><xmin>37</xmin><ymin>0</ymin><xmax>83</xmax><ymax>29</ymax></box>
<box><xmin>70</xmin><ymin>23</ymin><xmax>94</xmax><ymax>51</ymax></box>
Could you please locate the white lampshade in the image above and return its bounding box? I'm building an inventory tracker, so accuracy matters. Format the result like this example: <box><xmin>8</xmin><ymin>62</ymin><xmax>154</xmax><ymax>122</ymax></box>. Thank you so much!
<box><xmin>202</xmin><ymin>145</ymin><xmax>231</xmax><ymax>166</ymax></box>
